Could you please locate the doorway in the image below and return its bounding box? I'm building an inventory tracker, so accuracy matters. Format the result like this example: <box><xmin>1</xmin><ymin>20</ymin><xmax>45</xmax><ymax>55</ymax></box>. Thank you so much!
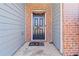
<box><xmin>32</xmin><ymin>12</ymin><xmax>45</xmax><ymax>41</ymax></box>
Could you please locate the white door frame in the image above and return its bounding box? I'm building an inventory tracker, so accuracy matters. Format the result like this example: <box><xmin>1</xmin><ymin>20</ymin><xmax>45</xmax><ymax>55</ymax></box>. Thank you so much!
<box><xmin>31</xmin><ymin>10</ymin><xmax>46</xmax><ymax>42</ymax></box>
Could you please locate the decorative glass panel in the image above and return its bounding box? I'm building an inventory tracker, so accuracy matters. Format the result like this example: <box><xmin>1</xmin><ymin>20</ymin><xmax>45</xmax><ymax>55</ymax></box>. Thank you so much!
<box><xmin>34</xmin><ymin>18</ymin><xmax>38</xmax><ymax>26</ymax></box>
<box><xmin>39</xmin><ymin>18</ymin><xmax>43</xmax><ymax>26</ymax></box>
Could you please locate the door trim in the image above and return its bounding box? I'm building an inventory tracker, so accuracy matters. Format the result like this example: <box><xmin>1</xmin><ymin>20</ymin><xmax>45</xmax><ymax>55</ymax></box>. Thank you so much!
<box><xmin>31</xmin><ymin>10</ymin><xmax>46</xmax><ymax>42</ymax></box>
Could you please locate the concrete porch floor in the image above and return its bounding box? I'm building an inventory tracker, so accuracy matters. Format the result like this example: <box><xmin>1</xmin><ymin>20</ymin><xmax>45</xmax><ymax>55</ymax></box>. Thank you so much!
<box><xmin>14</xmin><ymin>42</ymin><xmax>62</xmax><ymax>56</ymax></box>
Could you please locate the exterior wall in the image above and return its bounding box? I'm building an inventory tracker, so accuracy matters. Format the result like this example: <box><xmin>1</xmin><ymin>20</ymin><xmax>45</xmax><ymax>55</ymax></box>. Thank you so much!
<box><xmin>0</xmin><ymin>4</ymin><xmax>25</xmax><ymax>55</ymax></box>
<box><xmin>63</xmin><ymin>4</ymin><xmax>79</xmax><ymax>56</ymax></box>
<box><xmin>52</xmin><ymin>3</ymin><xmax>60</xmax><ymax>50</ymax></box>
<box><xmin>26</xmin><ymin>4</ymin><xmax>52</xmax><ymax>42</ymax></box>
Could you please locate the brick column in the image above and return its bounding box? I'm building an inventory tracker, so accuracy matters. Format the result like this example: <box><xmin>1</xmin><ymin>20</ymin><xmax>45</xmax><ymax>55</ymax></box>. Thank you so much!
<box><xmin>63</xmin><ymin>4</ymin><xmax>79</xmax><ymax>56</ymax></box>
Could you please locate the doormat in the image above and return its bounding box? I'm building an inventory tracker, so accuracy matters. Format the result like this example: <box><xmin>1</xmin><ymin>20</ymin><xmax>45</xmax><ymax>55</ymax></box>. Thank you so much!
<box><xmin>29</xmin><ymin>42</ymin><xmax>44</xmax><ymax>46</ymax></box>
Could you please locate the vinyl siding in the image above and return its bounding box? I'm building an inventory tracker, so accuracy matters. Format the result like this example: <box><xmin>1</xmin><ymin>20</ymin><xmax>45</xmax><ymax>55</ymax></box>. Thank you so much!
<box><xmin>0</xmin><ymin>3</ymin><xmax>25</xmax><ymax>56</ymax></box>
<box><xmin>53</xmin><ymin>4</ymin><xmax>60</xmax><ymax>50</ymax></box>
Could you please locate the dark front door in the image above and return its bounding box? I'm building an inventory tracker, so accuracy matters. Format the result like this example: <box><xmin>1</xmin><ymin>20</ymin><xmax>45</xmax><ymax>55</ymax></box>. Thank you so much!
<box><xmin>33</xmin><ymin>13</ymin><xmax>45</xmax><ymax>40</ymax></box>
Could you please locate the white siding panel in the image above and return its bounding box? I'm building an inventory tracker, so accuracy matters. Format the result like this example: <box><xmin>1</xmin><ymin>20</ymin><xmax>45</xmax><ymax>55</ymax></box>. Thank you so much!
<box><xmin>53</xmin><ymin>4</ymin><xmax>60</xmax><ymax>50</ymax></box>
<box><xmin>0</xmin><ymin>3</ymin><xmax>25</xmax><ymax>56</ymax></box>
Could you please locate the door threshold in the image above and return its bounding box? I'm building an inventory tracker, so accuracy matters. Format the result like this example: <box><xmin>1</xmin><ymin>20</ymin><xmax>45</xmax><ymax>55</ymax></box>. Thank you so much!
<box><xmin>31</xmin><ymin>40</ymin><xmax>45</xmax><ymax>42</ymax></box>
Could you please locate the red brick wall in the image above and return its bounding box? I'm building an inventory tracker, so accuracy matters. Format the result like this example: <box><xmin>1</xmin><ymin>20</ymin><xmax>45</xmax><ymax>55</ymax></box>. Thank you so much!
<box><xmin>63</xmin><ymin>4</ymin><xmax>79</xmax><ymax>56</ymax></box>
<box><xmin>25</xmin><ymin>4</ymin><xmax>52</xmax><ymax>42</ymax></box>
